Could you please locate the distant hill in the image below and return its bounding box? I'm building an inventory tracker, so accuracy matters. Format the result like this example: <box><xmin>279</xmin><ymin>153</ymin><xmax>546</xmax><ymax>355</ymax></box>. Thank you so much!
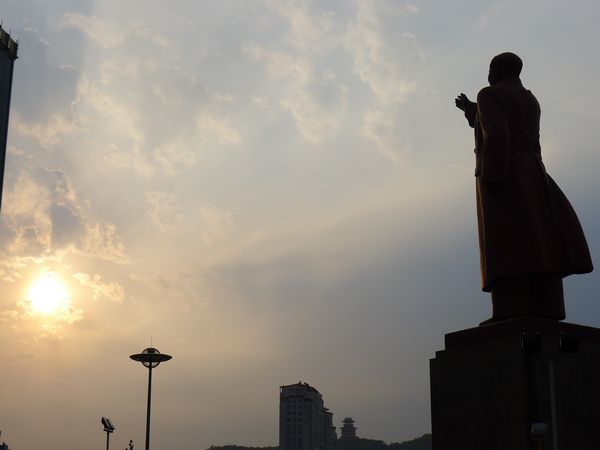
<box><xmin>390</xmin><ymin>435</ymin><xmax>432</xmax><ymax>450</ymax></box>
<box><xmin>337</xmin><ymin>435</ymin><xmax>432</xmax><ymax>450</ymax></box>
<box><xmin>207</xmin><ymin>435</ymin><xmax>432</xmax><ymax>450</ymax></box>
<box><xmin>207</xmin><ymin>445</ymin><xmax>277</xmax><ymax>450</ymax></box>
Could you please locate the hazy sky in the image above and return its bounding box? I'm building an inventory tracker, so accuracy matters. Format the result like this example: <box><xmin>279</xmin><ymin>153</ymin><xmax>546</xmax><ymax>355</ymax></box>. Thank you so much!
<box><xmin>1</xmin><ymin>1</ymin><xmax>600</xmax><ymax>449</ymax></box>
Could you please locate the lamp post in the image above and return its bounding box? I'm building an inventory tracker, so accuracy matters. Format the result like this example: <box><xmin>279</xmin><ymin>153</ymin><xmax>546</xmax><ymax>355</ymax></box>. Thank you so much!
<box><xmin>130</xmin><ymin>347</ymin><xmax>172</xmax><ymax>450</ymax></box>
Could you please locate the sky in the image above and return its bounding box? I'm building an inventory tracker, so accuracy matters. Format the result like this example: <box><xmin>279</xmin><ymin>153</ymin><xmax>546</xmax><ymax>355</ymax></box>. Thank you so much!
<box><xmin>1</xmin><ymin>0</ymin><xmax>600</xmax><ymax>449</ymax></box>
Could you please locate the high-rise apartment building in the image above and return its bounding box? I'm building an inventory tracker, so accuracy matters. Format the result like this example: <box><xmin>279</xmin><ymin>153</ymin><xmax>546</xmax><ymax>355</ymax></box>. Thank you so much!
<box><xmin>279</xmin><ymin>382</ymin><xmax>336</xmax><ymax>450</ymax></box>
<box><xmin>0</xmin><ymin>25</ymin><xmax>18</xmax><ymax>210</ymax></box>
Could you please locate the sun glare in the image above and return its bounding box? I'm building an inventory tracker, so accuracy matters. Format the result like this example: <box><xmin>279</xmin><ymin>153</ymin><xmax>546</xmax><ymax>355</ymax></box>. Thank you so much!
<box><xmin>28</xmin><ymin>273</ymin><xmax>70</xmax><ymax>315</ymax></box>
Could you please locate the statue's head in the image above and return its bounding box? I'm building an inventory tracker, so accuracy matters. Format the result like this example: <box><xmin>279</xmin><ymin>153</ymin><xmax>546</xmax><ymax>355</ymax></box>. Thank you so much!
<box><xmin>488</xmin><ymin>52</ymin><xmax>523</xmax><ymax>85</ymax></box>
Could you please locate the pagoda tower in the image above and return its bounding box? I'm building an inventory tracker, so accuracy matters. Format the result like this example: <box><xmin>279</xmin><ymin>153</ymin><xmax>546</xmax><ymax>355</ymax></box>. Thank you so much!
<box><xmin>340</xmin><ymin>418</ymin><xmax>357</xmax><ymax>439</ymax></box>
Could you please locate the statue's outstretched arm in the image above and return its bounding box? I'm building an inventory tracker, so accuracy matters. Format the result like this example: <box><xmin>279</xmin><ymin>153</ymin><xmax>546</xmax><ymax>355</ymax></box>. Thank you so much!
<box><xmin>455</xmin><ymin>93</ymin><xmax>477</xmax><ymax>127</ymax></box>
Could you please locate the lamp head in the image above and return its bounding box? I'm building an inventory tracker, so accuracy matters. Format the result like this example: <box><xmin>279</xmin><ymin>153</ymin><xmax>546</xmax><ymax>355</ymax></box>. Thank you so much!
<box><xmin>130</xmin><ymin>347</ymin><xmax>172</xmax><ymax>368</ymax></box>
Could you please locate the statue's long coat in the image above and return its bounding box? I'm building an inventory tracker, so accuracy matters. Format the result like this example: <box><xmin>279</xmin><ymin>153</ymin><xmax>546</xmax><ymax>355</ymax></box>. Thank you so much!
<box><xmin>465</xmin><ymin>78</ymin><xmax>593</xmax><ymax>292</ymax></box>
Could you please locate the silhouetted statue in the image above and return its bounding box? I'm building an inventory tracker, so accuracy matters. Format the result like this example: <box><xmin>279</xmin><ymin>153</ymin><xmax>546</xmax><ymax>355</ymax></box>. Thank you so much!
<box><xmin>455</xmin><ymin>52</ymin><xmax>593</xmax><ymax>324</ymax></box>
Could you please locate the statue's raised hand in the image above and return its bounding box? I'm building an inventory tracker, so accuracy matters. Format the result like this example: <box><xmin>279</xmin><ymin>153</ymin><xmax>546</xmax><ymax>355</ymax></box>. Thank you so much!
<box><xmin>455</xmin><ymin>93</ymin><xmax>472</xmax><ymax>111</ymax></box>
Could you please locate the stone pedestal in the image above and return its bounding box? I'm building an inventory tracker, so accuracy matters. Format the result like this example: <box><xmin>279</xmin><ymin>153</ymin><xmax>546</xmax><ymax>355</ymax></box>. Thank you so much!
<box><xmin>430</xmin><ymin>318</ymin><xmax>600</xmax><ymax>450</ymax></box>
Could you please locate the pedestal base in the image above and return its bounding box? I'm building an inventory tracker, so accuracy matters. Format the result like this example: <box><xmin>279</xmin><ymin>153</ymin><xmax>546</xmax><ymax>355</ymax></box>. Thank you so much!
<box><xmin>430</xmin><ymin>318</ymin><xmax>600</xmax><ymax>450</ymax></box>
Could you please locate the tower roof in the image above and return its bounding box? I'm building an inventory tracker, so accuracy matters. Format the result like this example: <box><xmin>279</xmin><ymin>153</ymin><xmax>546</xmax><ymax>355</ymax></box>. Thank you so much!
<box><xmin>280</xmin><ymin>381</ymin><xmax>321</xmax><ymax>395</ymax></box>
<box><xmin>0</xmin><ymin>25</ymin><xmax>18</xmax><ymax>59</ymax></box>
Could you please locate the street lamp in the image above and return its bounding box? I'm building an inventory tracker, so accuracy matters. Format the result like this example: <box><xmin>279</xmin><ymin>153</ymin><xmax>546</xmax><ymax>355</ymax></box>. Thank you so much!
<box><xmin>101</xmin><ymin>417</ymin><xmax>115</xmax><ymax>450</ymax></box>
<box><xmin>130</xmin><ymin>347</ymin><xmax>172</xmax><ymax>450</ymax></box>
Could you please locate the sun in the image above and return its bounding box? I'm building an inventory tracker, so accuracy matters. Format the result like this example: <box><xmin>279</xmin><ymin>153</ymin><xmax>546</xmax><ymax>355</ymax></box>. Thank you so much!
<box><xmin>28</xmin><ymin>273</ymin><xmax>70</xmax><ymax>315</ymax></box>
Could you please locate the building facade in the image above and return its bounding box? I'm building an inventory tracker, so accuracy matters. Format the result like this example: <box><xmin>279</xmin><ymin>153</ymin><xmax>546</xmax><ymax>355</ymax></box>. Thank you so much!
<box><xmin>0</xmin><ymin>25</ymin><xmax>18</xmax><ymax>210</ymax></box>
<box><xmin>279</xmin><ymin>382</ymin><xmax>337</xmax><ymax>450</ymax></box>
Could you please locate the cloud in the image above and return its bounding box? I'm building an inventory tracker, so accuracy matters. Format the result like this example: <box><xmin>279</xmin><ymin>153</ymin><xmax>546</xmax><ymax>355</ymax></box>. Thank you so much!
<box><xmin>476</xmin><ymin>2</ymin><xmax>505</xmax><ymax>30</ymax></box>
<box><xmin>145</xmin><ymin>191</ymin><xmax>183</xmax><ymax>231</ymax></box>
<box><xmin>199</xmin><ymin>204</ymin><xmax>234</xmax><ymax>244</ymax></box>
<box><xmin>243</xmin><ymin>45</ymin><xmax>311</xmax><ymax>83</ymax></box>
<box><xmin>61</xmin><ymin>13</ymin><xmax>170</xmax><ymax>49</ymax></box>
<box><xmin>262</xmin><ymin>0</ymin><xmax>337</xmax><ymax>54</ymax></box>
<box><xmin>129</xmin><ymin>271</ymin><xmax>213</xmax><ymax>307</ymax></box>
<box><xmin>146</xmin><ymin>109</ymin><xmax>242</xmax><ymax>177</ymax></box>
<box><xmin>1</xmin><ymin>167</ymin><xmax>129</xmax><ymax>265</ymax></box>
<box><xmin>245</xmin><ymin>1</ymin><xmax>421</xmax><ymax>146</ymax></box>
<box><xmin>12</xmin><ymin>112</ymin><xmax>83</xmax><ymax>149</ymax></box>
<box><xmin>405</xmin><ymin>2</ymin><xmax>420</xmax><ymax>14</ymax></box>
<box><xmin>402</xmin><ymin>31</ymin><xmax>425</xmax><ymax>60</ymax></box>
<box><xmin>80</xmin><ymin>221</ymin><xmax>128</xmax><ymax>263</ymax></box>
<box><xmin>359</xmin><ymin>109</ymin><xmax>406</xmax><ymax>163</ymax></box>
<box><xmin>71</xmin><ymin>53</ymin><xmax>240</xmax><ymax>177</ymax></box>
<box><xmin>343</xmin><ymin>1</ymin><xmax>418</xmax><ymax>104</ymax></box>
<box><xmin>76</xmin><ymin>75</ymin><xmax>145</xmax><ymax>144</ymax></box>
<box><xmin>196</xmin><ymin>112</ymin><xmax>242</xmax><ymax>146</ymax></box>
<box><xmin>3</xmin><ymin>172</ymin><xmax>54</xmax><ymax>254</ymax></box>
<box><xmin>62</xmin><ymin>13</ymin><xmax>128</xmax><ymax>48</ymax></box>
<box><xmin>280</xmin><ymin>73</ymin><xmax>348</xmax><ymax>143</ymax></box>
<box><xmin>2</xmin><ymin>168</ymin><xmax>83</xmax><ymax>255</ymax></box>
<box><xmin>0</xmin><ymin>295</ymin><xmax>84</xmax><ymax>336</ymax></box>
<box><xmin>0</xmin><ymin>163</ymin><xmax>127</xmax><ymax>336</ymax></box>
<box><xmin>243</xmin><ymin>44</ymin><xmax>348</xmax><ymax>143</ymax></box>
<box><xmin>242</xmin><ymin>1</ymin><xmax>355</xmax><ymax>143</ymax></box>
<box><xmin>73</xmin><ymin>272</ymin><xmax>125</xmax><ymax>302</ymax></box>
<box><xmin>151</xmin><ymin>142</ymin><xmax>199</xmax><ymax>177</ymax></box>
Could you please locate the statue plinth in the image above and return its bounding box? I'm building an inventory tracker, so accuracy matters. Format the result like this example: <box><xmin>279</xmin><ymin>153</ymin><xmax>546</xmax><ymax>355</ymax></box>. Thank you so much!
<box><xmin>430</xmin><ymin>318</ymin><xmax>600</xmax><ymax>450</ymax></box>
